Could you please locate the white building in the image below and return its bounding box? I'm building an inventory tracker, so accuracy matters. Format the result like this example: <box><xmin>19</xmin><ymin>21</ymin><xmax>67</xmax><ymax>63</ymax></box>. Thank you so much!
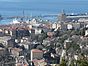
<box><xmin>0</xmin><ymin>36</ymin><xmax>11</xmax><ymax>46</ymax></box>
<box><xmin>85</xmin><ymin>30</ymin><xmax>88</xmax><ymax>36</ymax></box>
<box><xmin>30</xmin><ymin>19</ymin><xmax>41</xmax><ymax>27</ymax></box>
<box><xmin>11</xmin><ymin>19</ymin><xmax>20</xmax><ymax>24</ymax></box>
<box><xmin>64</xmin><ymin>39</ymin><xmax>72</xmax><ymax>49</ymax></box>
<box><xmin>72</xmin><ymin>23</ymin><xmax>80</xmax><ymax>30</ymax></box>
<box><xmin>31</xmin><ymin>29</ymin><xmax>42</xmax><ymax>34</ymax></box>
<box><xmin>30</xmin><ymin>18</ymin><xmax>37</xmax><ymax>25</ymax></box>
<box><xmin>60</xmin><ymin>50</ymin><xmax>66</xmax><ymax>63</ymax></box>
<box><xmin>35</xmin><ymin>29</ymin><xmax>42</xmax><ymax>34</ymax></box>
<box><xmin>16</xmin><ymin>56</ymin><xmax>28</xmax><ymax>66</ymax></box>
<box><xmin>19</xmin><ymin>40</ymin><xmax>30</xmax><ymax>50</ymax></box>
<box><xmin>67</xmin><ymin>24</ymin><xmax>73</xmax><ymax>30</ymax></box>
<box><xmin>27</xmin><ymin>25</ymin><xmax>32</xmax><ymax>29</ymax></box>
<box><xmin>74</xmin><ymin>55</ymin><xmax>78</xmax><ymax>60</ymax></box>
<box><xmin>4</xmin><ymin>30</ymin><xmax>9</xmax><ymax>34</ymax></box>
<box><xmin>11</xmin><ymin>48</ymin><xmax>22</xmax><ymax>57</ymax></box>
<box><xmin>78</xmin><ymin>18</ymin><xmax>88</xmax><ymax>22</ymax></box>
<box><xmin>52</xmin><ymin>23</ymin><xmax>57</xmax><ymax>29</ymax></box>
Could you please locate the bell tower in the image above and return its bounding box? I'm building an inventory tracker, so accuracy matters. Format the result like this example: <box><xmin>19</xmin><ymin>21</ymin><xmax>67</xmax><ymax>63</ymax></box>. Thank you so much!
<box><xmin>58</xmin><ymin>10</ymin><xmax>67</xmax><ymax>22</ymax></box>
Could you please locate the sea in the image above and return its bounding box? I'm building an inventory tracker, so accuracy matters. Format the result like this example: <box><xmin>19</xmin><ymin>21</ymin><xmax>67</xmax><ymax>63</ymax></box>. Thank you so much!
<box><xmin>0</xmin><ymin>0</ymin><xmax>88</xmax><ymax>25</ymax></box>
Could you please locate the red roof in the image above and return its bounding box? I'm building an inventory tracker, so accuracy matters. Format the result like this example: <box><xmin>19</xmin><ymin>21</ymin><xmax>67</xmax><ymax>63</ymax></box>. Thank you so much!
<box><xmin>31</xmin><ymin>49</ymin><xmax>43</xmax><ymax>53</ymax></box>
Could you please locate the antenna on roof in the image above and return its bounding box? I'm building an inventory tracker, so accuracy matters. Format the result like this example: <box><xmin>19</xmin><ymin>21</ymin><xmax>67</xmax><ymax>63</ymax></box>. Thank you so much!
<box><xmin>61</xmin><ymin>9</ymin><xmax>65</xmax><ymax>14</ymax></box>
<box><xmin>21</xmin><ymin>10</ymin><xmax>25</xmax><ymax>21</ymax></box>
<box><xmin>23</xmin><ymin>10</ymin><xmax>25</xmax><ymax>18</ymax></box>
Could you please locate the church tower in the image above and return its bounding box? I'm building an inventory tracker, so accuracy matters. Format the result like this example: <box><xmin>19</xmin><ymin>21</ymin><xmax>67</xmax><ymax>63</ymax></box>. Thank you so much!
<box><xmin>58</xmin><ymin>10</ymin><xmax>67</xmax><ymax>22</ymax></box>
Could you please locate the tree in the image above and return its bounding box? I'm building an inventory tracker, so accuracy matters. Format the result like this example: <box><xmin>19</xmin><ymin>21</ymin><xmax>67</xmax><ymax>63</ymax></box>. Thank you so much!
<box><xmin>76</xmin><ymin>54</ymin><xmax>88</xmax><ymax>66</ymax></box>
<box><xmin>36</xmin><ymin>45</ymin><xmax>44</xmax><ymax>50</ymax></box>
<box><xmin>70</xmin><ymin>60</ymin><xmax>75</xmax><ymax>66</ymax></box>
<box><xmin>59</xmin><ymin>58</ymin><xmax>67</xmax><ymax>66</ymax></box>
<box><xmin>80</xmin><ymin>28</ymin><xmax>85</xmax><ymax>36</ymax></box>
<box><xmin>37</xmin><ymin>33</ymin><xmax>47</xmax><ymax>42</ymax></box>
<box><xmin>77</xmin><ymin>60</ymin><xmax>88</xmax><ymax>66</ymax></box>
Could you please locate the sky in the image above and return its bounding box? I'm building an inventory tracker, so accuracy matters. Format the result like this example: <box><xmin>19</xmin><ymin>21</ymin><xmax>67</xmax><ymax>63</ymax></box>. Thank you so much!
<box><xmin>0</xmin><ymin>0</ymin><xmax>88</xmax><ymax>2</ymax></box>
<box><xmin>0</xmin><ymin>0</ymin><xmax>88</xmax><ymax>5</ymax></box>
<box><xmin>0</xmin><ymin>0</ymin><xmax>88</xmax><ymax>15</ymax></box>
